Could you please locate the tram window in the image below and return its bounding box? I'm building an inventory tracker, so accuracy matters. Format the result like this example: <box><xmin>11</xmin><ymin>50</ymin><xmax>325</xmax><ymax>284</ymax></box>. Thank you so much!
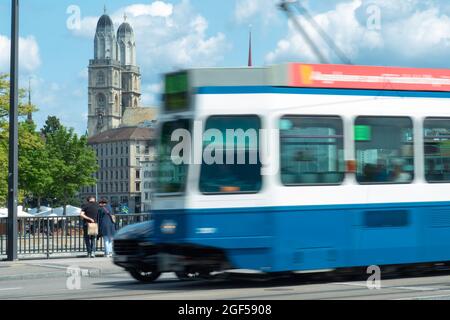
<box><xmin>355</xmin><ymin>117</ymin><xmax>414</xmax><ymax>184</ymax></box>
<box><xmin>156</xmin><ymin>119</ymin><xmax>191</xmax><ymax>193</ymax></box>
<box><xmin>199</xmin><ymin>115</ymin><xmax>262</xmax><ymax>194</ymax></box>
<box><xmin>280</xmin><ymin>116</ymin><xmax>345</xmax><ymax>186</ymax></box>
<box><xmin>424</xmin><ymin>118</ymin><xmax>450</xmax><ymax>183</ymax></box>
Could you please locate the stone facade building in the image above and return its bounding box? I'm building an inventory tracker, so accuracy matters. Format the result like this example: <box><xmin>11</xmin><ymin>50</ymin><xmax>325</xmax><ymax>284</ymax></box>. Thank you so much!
<box><xmin>141</xmin><ymin>160</ymin><xmax>157</xmax><ymax>212</ymax></box>
<box><xmin>87</xmin><ymin>12</ymin><xmax>152</xmax><ymax>137</ymax></box>
<box><xmin>80</xmin><ymin>127</ymin><xmax>156</xmax><ymax>213</ymax></box>
<box><xmin>81</xmin><ymin>11</ymin><xmax>159</xmax><ymax>212</ymax></box>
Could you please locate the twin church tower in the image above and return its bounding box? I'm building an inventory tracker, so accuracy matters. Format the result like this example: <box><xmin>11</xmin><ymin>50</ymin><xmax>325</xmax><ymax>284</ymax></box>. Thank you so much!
<box><xmin>87</xmin><ymin>11</ymin><xmax>142</xmax><ymax>137</ymax></box>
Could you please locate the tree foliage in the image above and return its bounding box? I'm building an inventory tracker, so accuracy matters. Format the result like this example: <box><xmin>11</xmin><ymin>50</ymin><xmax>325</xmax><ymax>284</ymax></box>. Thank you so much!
<box><xmin>41</xmin><ymin>116</ymin><xmax>62</xmax><ymax>138</ymax></box>
<box><xmin>45</xmin><ymin>126</ymin><xmax>98</xmax><ymax>214</ymax></box>
<box><xmin>0</xmin><ymin>74</ymin><xmax>98</xmax><ymax>211</ymax></box>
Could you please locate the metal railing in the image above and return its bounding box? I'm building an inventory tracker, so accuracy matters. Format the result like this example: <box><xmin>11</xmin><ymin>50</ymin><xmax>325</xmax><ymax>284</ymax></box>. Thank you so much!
<box><xmin>0</xmin><ymin>214</ymin><xmax>151</xmax><ymax>259</ymax></box>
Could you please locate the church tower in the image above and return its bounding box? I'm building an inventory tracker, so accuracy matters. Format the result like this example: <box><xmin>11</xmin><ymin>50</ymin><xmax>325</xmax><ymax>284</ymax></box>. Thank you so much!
<box><xmin>117</xmin><ymin>15</ymin><xmax>141</xmax><ymax>110</ymax></box>
<box><xmin>88</xmin><ymin>11</ymin><xmax>123</xmax><ymax>137</ymax></box>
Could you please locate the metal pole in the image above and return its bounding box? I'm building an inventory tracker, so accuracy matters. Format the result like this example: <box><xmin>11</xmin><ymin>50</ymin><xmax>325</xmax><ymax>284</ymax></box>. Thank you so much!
<box><xmin>7</xmin><ymin>0</ymin><xmax>19</xmax><ymax>261</ymax></box>
<box><xmin>279</xmin><ymin>1</ymin><xmax>328</xmax><ymax>64</ymax></box>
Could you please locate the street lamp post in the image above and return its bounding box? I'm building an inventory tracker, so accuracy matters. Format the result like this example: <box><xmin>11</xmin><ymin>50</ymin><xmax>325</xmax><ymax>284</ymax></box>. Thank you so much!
<box><xmin>7</xmin><ymin>0</ymin><xmax>19</xmax><ymax>261</ymax></box>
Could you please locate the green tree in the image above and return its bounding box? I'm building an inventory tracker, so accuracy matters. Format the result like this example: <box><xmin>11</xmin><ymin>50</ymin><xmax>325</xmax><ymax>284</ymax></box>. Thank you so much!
<box><xmin>41</xmin><ymin>116</ymin><xmax>62</xmax><ymax>138</ymax></box>
<box><xmin>46</xmin><ymin>125</ymin><xmax>98</xmax><ymax>215</ymax></box>
<box><xmin>0</xmin><ymin>74</ymin><xmax>36</xmax><ymax>121</ymax></box>
<box><xmin>0</xmin><ymin>74</ymin><xmax>38</xmax><ymax>207</ymax></box>
<box><xmin>19</xmin><ymin>121</ymin><xmax>53</xmax><ymax>211</ymax></box>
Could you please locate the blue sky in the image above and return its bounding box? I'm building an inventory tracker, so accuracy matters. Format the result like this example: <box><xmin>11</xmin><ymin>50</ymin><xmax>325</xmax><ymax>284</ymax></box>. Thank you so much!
<box><xmin>2</xmin><ymin>0</ymin><xmax>450</xmax><ymax>134</ymax></box>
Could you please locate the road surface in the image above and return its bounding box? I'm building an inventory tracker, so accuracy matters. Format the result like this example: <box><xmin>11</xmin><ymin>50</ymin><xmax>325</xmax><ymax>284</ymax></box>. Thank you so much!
<box><xmin>2</xmin><ymin>270</ymin><xmax>450</xmax><ymax>300</ymax></box>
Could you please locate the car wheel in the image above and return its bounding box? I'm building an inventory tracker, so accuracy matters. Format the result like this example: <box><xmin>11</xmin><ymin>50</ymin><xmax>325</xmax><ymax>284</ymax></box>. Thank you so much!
<box><xmin>129</xmin><ymin>269</ymin><xmax>161</xmax><ymax>283</ymax></box>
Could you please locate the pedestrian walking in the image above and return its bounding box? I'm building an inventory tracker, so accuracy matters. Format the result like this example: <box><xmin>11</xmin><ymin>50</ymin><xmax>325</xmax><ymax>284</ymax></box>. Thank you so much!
<box><xmin>98</xmin><ymin>198</ymin><xmax>116</xmax><ymax>258</ymax></box>
<box><xmin>80</xmin><ymin>196</ymin><xmax>99</xmax><ymax>258</ymax></box>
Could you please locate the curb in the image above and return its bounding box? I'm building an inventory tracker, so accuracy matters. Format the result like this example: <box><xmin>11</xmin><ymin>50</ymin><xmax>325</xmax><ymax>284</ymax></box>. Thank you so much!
<box><xmin>0</xmin><ymin>268</ymin><xmax>124</xmax><ymax>282</ymax></box>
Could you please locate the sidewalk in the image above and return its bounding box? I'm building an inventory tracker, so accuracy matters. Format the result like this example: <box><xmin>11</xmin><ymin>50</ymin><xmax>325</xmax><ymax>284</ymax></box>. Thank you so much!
<box><xmin>0</xmin><ymin>256</ymin><xmax>124</xmax><ymax>282</ymax></box>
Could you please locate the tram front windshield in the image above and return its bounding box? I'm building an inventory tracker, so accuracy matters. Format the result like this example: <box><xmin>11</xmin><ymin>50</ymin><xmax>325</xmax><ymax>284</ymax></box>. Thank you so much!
<box><xmin>156</xmin><ymin>119</ymin><xmax>191</xmax><ymax>194</ymax></box>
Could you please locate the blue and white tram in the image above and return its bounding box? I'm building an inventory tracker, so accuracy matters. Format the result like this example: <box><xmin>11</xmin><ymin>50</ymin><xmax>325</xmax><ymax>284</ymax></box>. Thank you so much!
<box><xmin>151</xmin><ymin>63</ymin><xmax>450</xmax><ymax>276</ymax></box>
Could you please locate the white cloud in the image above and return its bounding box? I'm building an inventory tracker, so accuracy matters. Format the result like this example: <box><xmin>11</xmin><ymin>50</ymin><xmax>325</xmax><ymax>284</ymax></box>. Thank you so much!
<box><xmin>266</xmin><ymin>0</ymin><xmax>450</xmax><ymax>68</ymax></box>
<box><xmin>234</xmin><ymin>0</ymin><xmax>279</xmax><ymax>25</ymax></box>
<box><xmin>70</xmin><ymin>0</ymin><xmax>230</xmax><ymax>76</ymax></box>
<box><xmin>69</xmin><ymin>16</ymin><xmax>98</xmax><ymax>39</ymax></box>
<box><xmin>125</xmin><ymin>1</ymin><xmax>173</xmax><ymax>18</ymax></box>
<box><xmin>0</xmin><ymin>35</ymin><xmax>41</xmax><ymax>73</ymax></box>
<box><xmin>141</xmin><ymin>82</ymin><xmax>163</xmax><ymax>106</ymax></box>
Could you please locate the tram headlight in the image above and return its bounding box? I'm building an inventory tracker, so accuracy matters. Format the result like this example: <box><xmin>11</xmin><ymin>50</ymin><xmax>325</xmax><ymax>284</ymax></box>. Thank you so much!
<box><xmin>161</xmin><ymin>220</ymin><xmax>177</xmax><ymax>234</ymax></box>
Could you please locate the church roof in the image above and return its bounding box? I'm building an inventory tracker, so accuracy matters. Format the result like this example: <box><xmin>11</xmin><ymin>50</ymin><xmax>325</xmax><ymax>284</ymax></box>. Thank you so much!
<box><xmin>118</xmin><ymin>22</ymin><xmax>134</xmax><ymax>38</ymax></box>
<box><xmin>122</xmin><ymin>107</ymin><xmax>158</xmax><ymax>127</ymax></box>
<box><xmin>88</xmin><ymin>126</ymin><xmax>154</xmax><ymax>144</ymax></box>
<box><xmin>96</xmin><ymin>14</ymin><xmax>115</xmax><ymax>34</ymax></box>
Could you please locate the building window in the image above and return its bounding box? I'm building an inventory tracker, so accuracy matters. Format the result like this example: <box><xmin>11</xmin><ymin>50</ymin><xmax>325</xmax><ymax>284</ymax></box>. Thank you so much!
<box><xmin>280</xmin><ymin>116</ymin><xmax>345</xmax><ymax>186</ymax></box>
<box><xmin>97</xmin><ymin>93</ymin><xmax>106</xmax><ymax>108</ymax></box>
<box><xmin>136</xmin><ymin>169</ymin><xmax>140</xmax><ymax>179</ymax></box>
<box><xmin>97</xmin><ymin>71</ymin><xmax>105</xmax><ymax>85</ymax></box>
<box><xmin>136</xmin><ymin>182</ymin><xmax>141</xmax><ymax>192</ymax></box>
<box><xmin>424</xmin><ymin>118</ymin><xmax>450</xmax><ymax>183</ymax></box>
<box><xmin>136</xmin><ymin>144</ymin><xmax>141</xmax><ymax>154</ymax></box>
<box><xmin>355</xmin><ymin>116</ymin><xmax>414</xmax><ymax>184</ymax></box>
<box><xmin>126</xmin><ymin>158</ymin><xmax>129</xmax><ymax>166</ymax></box>
<box><xmin>145</xmin><ymin>192</ymin><xmax>149</xmax><ymax>201</ymax></box>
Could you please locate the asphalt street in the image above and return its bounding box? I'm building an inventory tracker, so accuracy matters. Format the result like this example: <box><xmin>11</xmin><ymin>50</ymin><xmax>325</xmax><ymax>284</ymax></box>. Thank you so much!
<box><xmin>2</xmin><ymin>268</ymin><xmax>450</xmax><ymax>300</ymax></box>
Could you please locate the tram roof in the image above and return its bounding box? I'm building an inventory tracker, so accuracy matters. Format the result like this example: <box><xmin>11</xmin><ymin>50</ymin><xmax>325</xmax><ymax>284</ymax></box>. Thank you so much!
<box><xmin>173</xmin><ymin>63</ymin><xmax>450</xmax><ymax>93</ymax></box>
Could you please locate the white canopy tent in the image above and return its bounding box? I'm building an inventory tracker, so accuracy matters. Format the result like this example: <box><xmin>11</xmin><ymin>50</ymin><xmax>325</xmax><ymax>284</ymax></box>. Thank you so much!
<box><xmin>51</xmin><ymin>206</ymin><xmax>81</xmax><ymax>217</ymax></box>
<box><xmin>0</xmin><ymin>206</ymin><xmax>33</xmax><ymax>218</ymax></box>
<box><xmin>28</xmin><ymin>206</ymin><xmax>51</xmax><ymax>214</ymax></box>
<box><xmin>0</xmin><ymin>206</ymin><xmax>82</xmax><ymax>218</ymax></box>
